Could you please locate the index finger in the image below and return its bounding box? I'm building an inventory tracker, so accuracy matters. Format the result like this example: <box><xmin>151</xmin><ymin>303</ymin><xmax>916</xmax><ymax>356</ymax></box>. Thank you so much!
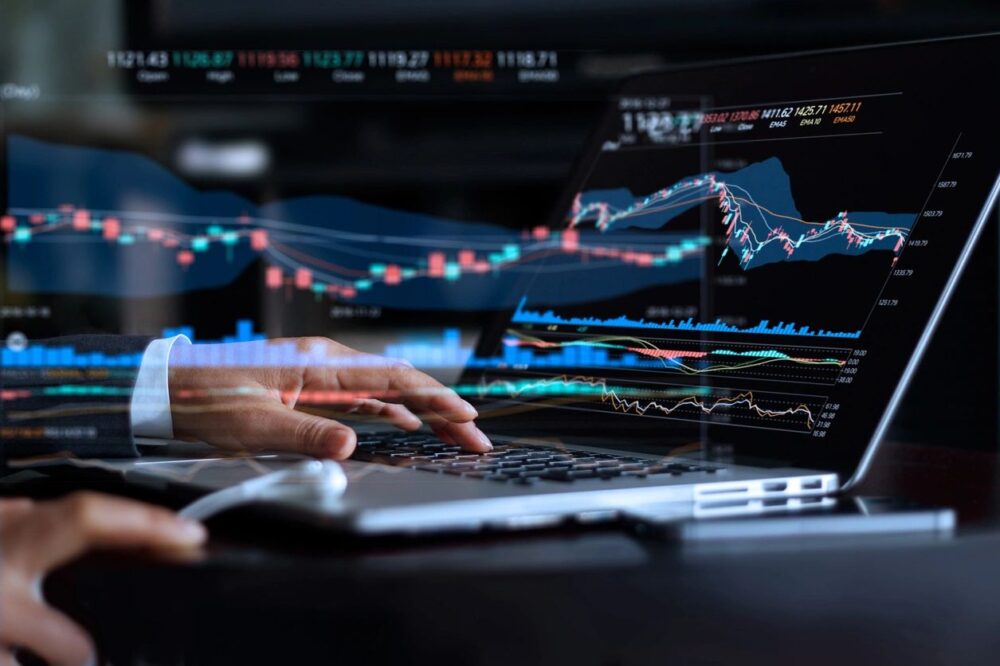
<box><xmin>17</xmin><ymin>492</ymin><xmax>207</xmax><ymax>573</ymax></box>
<box><xmin>311</xmin><ymin>353</ymin><xmax>490</xmax><ymax>451</ymax></box>
<box><xmin>368</xmin><ymin>365</ymin><xmax>494</xmax><ymax>452</ymax></box>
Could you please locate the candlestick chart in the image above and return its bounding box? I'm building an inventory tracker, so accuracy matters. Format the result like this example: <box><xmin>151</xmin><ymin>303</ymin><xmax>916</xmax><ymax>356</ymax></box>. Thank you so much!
<box><xmin>569</xmin><ymin>156</ymin><xmax>915</xmax><ymax>270</ymax></box>
<box><xmin>2</xmin><ymin>135</ymin><xmax>706</xmax><ymax>310</ymax></box>
<box><xmin>463</xmin><ymin>94</ymin><xmax>945</xmax><ymax>438</ymax></box>
<box><xmin>0</xmin><ymin>137</ymin><xmax>891</xmax><ymax>436</ymax></box>
<box><xmin>515</xmin><ymin>146</ymin><xmax>921</xmax><ymax>341</ymax></box>
<box><xmin>0</xmin><ymin>105</ymin><xmax>951</xmax><ymax>442</ymax></box>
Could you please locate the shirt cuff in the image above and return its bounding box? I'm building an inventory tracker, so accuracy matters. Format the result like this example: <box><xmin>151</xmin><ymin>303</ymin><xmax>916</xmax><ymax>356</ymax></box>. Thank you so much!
<box><xmin>130</xmin><ymin>335</ymin><xmax>191</xmax><ymax>439</ymax></box>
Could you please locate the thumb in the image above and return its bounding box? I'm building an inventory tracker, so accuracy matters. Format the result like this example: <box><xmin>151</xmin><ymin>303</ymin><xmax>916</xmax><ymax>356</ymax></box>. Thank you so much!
<box><xmin>236</xmin><ymin>404</ymin><xmax>357</xmax><ymax>459</ymax></box>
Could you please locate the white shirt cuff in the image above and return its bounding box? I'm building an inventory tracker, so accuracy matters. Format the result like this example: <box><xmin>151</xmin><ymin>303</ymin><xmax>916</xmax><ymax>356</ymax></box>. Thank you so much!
<box><xmin>130</xmin><ymin>335</ymin><xmax>191</xmax><ymax>439</ymax></box>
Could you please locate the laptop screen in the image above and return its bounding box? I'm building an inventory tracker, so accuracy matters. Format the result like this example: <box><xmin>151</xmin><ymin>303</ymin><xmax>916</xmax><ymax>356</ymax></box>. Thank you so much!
<box><xmin>464</xmin><ymin>35</ymin><xmax>1000</xmax><ymax>479</ymax></box>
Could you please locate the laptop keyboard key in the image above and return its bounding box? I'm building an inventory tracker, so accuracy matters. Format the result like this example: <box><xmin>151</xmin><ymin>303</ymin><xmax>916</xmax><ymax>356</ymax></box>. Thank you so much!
<box><xmin>567</xmin><ymin>469</ymin><xmax>599</xmax><ymax>479</ymax></box>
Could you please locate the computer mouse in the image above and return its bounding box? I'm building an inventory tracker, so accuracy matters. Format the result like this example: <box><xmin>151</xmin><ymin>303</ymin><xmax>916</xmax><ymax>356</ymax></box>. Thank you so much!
<box><xmin>178</xmin><ymin>459</ymin><xmax>348</xmax><ymax>522</ymax></box>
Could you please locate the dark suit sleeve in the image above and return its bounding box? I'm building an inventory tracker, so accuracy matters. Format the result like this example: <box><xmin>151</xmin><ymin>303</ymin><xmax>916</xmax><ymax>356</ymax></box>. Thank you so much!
<box><xmin>1</xmin><ymin>335</ymin><xmax>153</xmax><ymax>465</ymax></box>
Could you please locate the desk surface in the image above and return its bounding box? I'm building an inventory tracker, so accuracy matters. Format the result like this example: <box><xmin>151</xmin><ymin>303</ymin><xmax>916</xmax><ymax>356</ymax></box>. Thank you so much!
<box><xmin>7</xmin><ymin>439</ymin><xmax>1000</xmax><ymax>666</ymax></box>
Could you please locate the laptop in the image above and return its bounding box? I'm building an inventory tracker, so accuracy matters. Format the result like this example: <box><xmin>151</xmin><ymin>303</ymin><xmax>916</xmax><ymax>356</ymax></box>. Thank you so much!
<box><xmin>118</xmin><ymin>34</ymin><xmax>1000</xmax><ymax>534</ymax></box>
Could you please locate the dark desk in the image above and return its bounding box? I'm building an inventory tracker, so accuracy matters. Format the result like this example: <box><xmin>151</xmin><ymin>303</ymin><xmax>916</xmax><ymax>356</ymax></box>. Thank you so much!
<box><xmin>9</xmin><ymin>440</ymin><xmax>1000</xmax><ymax>666</ymax></box>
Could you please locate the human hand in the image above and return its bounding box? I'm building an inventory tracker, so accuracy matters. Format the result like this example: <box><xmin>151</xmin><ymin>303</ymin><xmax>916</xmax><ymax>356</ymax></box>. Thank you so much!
<box><xmin>0</xmin><ymin>492</ymin><xmax>206</xmax><ymax>666</ymax></box>
<box><xmin>168</xmin><ymin>337</ymin><xmax>491</xmax><ymax>460</ymax></box>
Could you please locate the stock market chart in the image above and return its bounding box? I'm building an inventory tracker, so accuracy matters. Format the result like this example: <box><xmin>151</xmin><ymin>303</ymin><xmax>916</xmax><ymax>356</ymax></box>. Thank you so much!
<box><xmin>468</xmin><ymin>38</ymin><xmax>1000</xmax><ymax>468</ymax></box>
<box><xmin>4</xmin><ymin>135</ymin><xmax>704</xmax><ymax>308</ymax></box>
<box><xmin>3</xmin><ymin>38</ymin><xmax>998</xmax><ymax>468</ymax></box>
<box><xmin>0</xmin><ymin>46</ymin><xmax>597</xmax><ymax>447</ymax></box>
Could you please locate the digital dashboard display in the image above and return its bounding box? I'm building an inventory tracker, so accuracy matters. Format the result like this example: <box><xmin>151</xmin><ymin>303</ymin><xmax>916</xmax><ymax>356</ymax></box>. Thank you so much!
<box><xmin>2</xmin><ymin>35</ymin><xmax>997</xmax><ymax>470</ymax></box>
<box><xmin>0</xmin><ymin>45</ymin><xmax>598</xmax><ymax>446</ymax></box>
<box><xmin>468</xmin><ymin>36</ymin><xmax>1000</xmax><ymax>477</ymax></box>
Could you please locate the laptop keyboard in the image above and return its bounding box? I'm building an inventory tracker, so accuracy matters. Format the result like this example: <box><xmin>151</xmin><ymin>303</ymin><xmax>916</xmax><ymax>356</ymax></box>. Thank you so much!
<box><xmin>352</xmin><ymin>432</ymin><xmax>720</xmax><ymax>484</ymax></box>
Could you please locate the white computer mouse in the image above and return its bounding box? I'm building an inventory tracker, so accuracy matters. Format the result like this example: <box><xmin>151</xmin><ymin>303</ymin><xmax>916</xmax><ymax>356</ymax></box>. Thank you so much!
<box><xmin>179</xmin><ymin>459</ymin><xmax>348</xmax><ymax>521</ymax></box>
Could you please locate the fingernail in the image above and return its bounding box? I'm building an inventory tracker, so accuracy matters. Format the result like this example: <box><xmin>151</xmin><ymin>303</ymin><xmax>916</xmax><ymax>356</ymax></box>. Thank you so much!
<box><xmin>173</xmin><ymin>519</ymin><xmax>208</xmax><ymax>543</ymax></box>
<box><xmin>461</xmin><ymin>399</ymin><xmax>478</xmax><ymax>417</ymax></box>
<box><xmin>475</xmin><ymin>428</ymin><xmax>493</xmax><ymax>450</ymax></box>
